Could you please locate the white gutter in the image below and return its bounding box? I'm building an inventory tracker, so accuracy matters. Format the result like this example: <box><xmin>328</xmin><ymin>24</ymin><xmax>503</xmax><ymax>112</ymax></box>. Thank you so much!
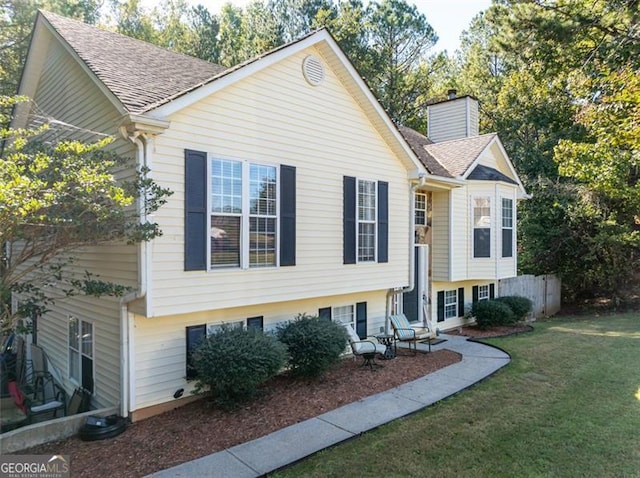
<box><xmin>385</xmin><ymin>174</ymin><xmax>426</xmax><ymax>332</ymax></box>
<box><xmin>117</xmin><ymin>132</ymin><xmax>150</xmax><ymax>418</ymax></box>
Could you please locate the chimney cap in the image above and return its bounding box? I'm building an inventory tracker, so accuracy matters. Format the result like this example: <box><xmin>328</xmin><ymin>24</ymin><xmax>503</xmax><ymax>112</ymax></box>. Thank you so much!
<box><xmin>447</xmin><ymin>89</ymin><xmax>457</xmax><ymax>100</ymax></box>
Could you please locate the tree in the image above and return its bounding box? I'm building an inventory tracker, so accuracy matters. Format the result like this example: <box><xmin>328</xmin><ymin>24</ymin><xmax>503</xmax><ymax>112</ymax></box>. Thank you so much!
<box><xmin>110</xmin><ymin>0</ymin><xmax>159</xmax><ymax>43</ymax></box>
<box><xmin>0</xmin><ymin>96</ymin><xmax>172</xmax><ymax>331</ymax></box>
<box><xmin>187</xmin><ymin>4</ymin><xmax>221</xmax><ymax>63</ymax></box>
<box><xmin>474</xmin><ymin>0</ymin><xmax>640</xmax><ymax>298</ymax></box>
<box><xmin>242</xmin><ymin>0</ymin><xmax>283</xmax><ymax>60</ymax></box>
<box><xmin>217</xmin><ymin>3</ymin><xmax>246</xmax><ymax>67</ymax></box>
<box><xmin>366</xmin><ymin>0</ymin><xmax>437</xmax><ymax>122</ymax></box>
<box><xmin>0</xmin><ymin>0</ymin><xmax>101</xmax><ymax>97</ymax></box>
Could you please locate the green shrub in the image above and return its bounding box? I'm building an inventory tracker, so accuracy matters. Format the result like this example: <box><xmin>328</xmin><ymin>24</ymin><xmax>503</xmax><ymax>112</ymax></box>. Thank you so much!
<box><xmin>472</xmin><ymin>300</ymin><xmax>514</xmax><ymax>329</ymax></box>
<box><xmin>192</xmin><ymin>325</ymin><xmax>287</xmax><ymax>408</ymax></box>
<box><xmin>277</xmin><ymin>313</ymin><xmax>348</xmax><ymax>379</ymax></box>
<box><xmin>495</xmin><ymin>296</ymin><xmax>533</xmax><ymax>322</ymax></box>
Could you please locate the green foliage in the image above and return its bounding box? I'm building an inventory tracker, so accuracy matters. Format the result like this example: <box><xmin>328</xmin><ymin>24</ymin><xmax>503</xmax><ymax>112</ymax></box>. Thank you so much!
<box><xmin>471</xmin><ymin>300</ymin><xmax>515</xmax><ymax>329</ymax></box>
<box><xmin>518</xmin><ymin>179</ymin><xmax>640</xmax><ymax>300</ymax></box>
<box><xmin>276</xmin><ymin>313</ymin><xmax>348</xmax><ymax>379</ymax></box>
<box><xmin>494</xmin><ymin>296</ymin><xmax>532</xmax><ymax>322</ymax></box>
<box><xmin>0</xmin><ymin>1</ymin><xmax>101</xmax><ymax>96</ymax></box>
<box><xmin>0</xmin><ymin>95</ymin><xmax>173</xmax><ymax>331</ymax></box>
<box><xmin>451</xmin><ymin>0</ymin><xmax>640</xmax><ymax>301</ymax></box>
<box><xmin>192</xmin><ymin>325</ymin><xmax>287</xmax><ymax>409</ymax></box>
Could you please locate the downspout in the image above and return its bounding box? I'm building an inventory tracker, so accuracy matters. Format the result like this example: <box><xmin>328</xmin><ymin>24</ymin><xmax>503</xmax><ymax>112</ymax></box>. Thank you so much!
<box><xmin>118</xmin><ymin>132</ymin><xmax>149</xmax><ymax>418</ymax></box>
<box><xmin>385</xmin><ymin>173</ymin><xmax>426</xmax><ymax>332</ymax></box>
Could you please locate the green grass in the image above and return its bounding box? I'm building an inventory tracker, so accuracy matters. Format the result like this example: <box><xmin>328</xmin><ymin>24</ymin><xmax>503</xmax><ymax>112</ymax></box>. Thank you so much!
<box><xmin>274</xmin><ymin>313</ymin><xmax>640</xmax><ymax>478</ymax></box>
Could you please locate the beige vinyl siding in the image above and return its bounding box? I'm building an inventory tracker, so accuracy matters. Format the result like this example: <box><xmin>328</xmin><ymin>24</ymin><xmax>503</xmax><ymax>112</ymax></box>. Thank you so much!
<box><xmin>497</xmin><ymin>184</ymin><xmax>518</xmax><ymax>279</ymax></box>
<box><xmin>427</xmin><ymin>97</ymin><xmax>478</xmax><ymax>143</ymax></box>
<box><xmin>449</xmin><ymin>187</ymin><xmax>469</xmax><ymax>281</ymax></box>
<box><xmin>33</xmin><ymin>36</ymin><xmax>124</xmax><ymax>146</ymax></box>
<box><xmin>34</xmin><ymin>295</ymin><xmax>121</xmax><ymax>409</ymax></box>
<box><xmin>468</xmin><ymin>100</ymin><xmax>479</xmax><ymax>137</ymax></box>
<box><xmin>431</xmin><ymin>191</ymin><xmax>449</xmax><ymax>281</ymax></box>
<box><xmin>468</xmin><ymin>183</ymin><xmax>497</xmax><ymax>279</ymax></box>
<box><xmin>148</xmin><ymin>46</ymin><xmax>411</xmax><ymax>317</ymax></box>
<box><xmin>486</xmin><ymin>142</ymin><xmax>517</xmax><ymax>179</ymax></box>
<box><xmin>133</xmin><ymin>290</ymin><xmax>388</xmax><ymax>410</ymax></box>
<box><xmin>23</xmin><ymin>34</ymin><xmax>140</xmax><ymax>408</ymax></box>
<box><xmin>431</xmin><ymin>280</ymin><xmax>493</xmax><ymax>330</ymax></box>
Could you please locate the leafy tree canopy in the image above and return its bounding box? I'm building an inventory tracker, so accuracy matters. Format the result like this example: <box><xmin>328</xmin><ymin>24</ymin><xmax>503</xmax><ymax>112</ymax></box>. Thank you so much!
<box><xmin>0</xmin><ymin>96</ymin><xmax>172</xmax><ymax>331</ymax></box>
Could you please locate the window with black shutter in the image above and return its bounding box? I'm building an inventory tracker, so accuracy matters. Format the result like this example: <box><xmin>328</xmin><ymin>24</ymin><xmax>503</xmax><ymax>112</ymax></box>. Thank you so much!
<box><xmin>343</xmin><ymin>177</ymin><xmax>388</xmax><ymax>264</ymax></box>
<box><xmin>184</xmin><ymin>150</ymin><xmax>295</xmax><ymax>270</ymax></box>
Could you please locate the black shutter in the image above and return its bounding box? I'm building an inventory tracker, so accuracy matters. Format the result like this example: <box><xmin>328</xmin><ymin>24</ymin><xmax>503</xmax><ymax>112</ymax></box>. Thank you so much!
<box><xmin>343</xmin><ymin>176</ymin><xmax>356</xmax><ymax>264</ymax></box>
<box><xmin>280</xmin><ymin>165</ymin><xmax>296</xmax><ymax>266</ymax></box>
<box><xmin>377</xmin><ymin>181</ymin><xmax>388</xmax><ymax>263</ymax></box>
<box><xmin>318</xmin><ymin>307</ymin><xmax>332</xmax><ymax>321</ymax></box>
<box><xmin>489</xmin><ymin>283</ymin><xmax>495</xmax><ymax>299</ymax></box>
<box><xmin>437</xmin><ymin>291</ymin><xmax>445</xmax><ymax>322</ymax></box>
<box><xmin>458</xmin><ymin>288</ymin><xmax>465</xmax><ymax>317</ymax></box>
<box><xmin>186</xmin><ymin>324</ymin><xmax>206</xmax><ymax>379</ymax></box>
<box><xmin>472</xmin><ymin>286</ymin><xmax>479</xmax><ymax>304</ymax></box>
<box><xmin>356</xmin><ymin>302</ymin><xmax>367</xmax><ymax>339</ymax></box>
<box><xmin>246</xmin><ymin>316</ymin><xmax>264</xmax><ymax>330</ymax></box>
<box><xmin>184</xmin><ymin>150</ymin><xmax>207</xmax><ymax>271</ymax></box>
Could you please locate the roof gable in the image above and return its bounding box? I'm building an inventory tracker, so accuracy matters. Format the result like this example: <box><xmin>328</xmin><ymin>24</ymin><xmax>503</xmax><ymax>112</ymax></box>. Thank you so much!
<box><xmin>21</xmin><ymin>12</ymin><xmax>426</xmax><ymax>175</ymax></box>
<box><xmin>38</xmin><ymin>10</ymin><xmax>226</xmax><ymax>114</ymax></box>
<box><xmin>424</xmin><ymin>133</ymin><xmax>497</xmax><ymax>177</ymax></box>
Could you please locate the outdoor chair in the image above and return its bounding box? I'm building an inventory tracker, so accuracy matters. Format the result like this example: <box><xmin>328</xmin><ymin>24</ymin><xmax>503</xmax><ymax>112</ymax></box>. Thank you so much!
<box><xmin>67</xmin><ymin>388</ymin><xmax>92</xmax><ymax>415</ymax></box>
<box><xmin>345</xmin><ymin>324</ymin><xmax>386</xmax><ymax>369</ymax></box>
<box><xmin>3</xmin><ymin>378</ymin><xmax>66</xmax><ymax>429</ymax></box>
<box><xmin>389</xmin><ymin>314</ymin><xmax>435</xmax><ymax>354</ymax></box>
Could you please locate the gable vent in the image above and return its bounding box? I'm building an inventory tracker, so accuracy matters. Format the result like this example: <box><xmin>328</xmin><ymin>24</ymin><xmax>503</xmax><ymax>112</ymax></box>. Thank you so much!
<box><xmin>302</xmin><ymin>55</ymin><xmax>324</xmax><ymax>86</ymax></box>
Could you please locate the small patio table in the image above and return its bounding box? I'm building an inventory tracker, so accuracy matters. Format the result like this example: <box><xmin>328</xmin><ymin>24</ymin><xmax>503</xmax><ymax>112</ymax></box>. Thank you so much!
<box><xmin>375</xmin><ymin>334</ymin><xmax>396</xmax><ymax>359</ymax></box>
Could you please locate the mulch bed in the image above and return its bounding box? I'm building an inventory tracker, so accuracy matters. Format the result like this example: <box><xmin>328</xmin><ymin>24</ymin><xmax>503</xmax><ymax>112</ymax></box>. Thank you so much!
<box><xmin>19</xmin><ymin>349</ymin><xmax>461</xmax><ymax>478</ymax></box>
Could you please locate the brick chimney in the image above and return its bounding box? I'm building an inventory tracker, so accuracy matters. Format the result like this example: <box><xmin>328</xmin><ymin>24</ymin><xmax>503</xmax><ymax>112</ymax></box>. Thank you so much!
<box><xmin>427</xmin><ymin>91</ymin><xmax>479</xmax><ymax>143</ymax></box>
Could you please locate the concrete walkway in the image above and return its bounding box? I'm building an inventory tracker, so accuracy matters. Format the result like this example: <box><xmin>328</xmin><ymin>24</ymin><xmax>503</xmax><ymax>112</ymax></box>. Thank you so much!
<box><xmin>148</xmin><ymin>335</ymin><xmax>510</xmax><ymax>478</ymax></box>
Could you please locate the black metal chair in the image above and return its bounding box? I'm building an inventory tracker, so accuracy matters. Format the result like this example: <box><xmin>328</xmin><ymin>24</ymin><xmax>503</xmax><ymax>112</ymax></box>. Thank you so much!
<box><xmin>67</xmin><ymin>388</ymin><xmax>92</xmax><ymax>415</ymax></box>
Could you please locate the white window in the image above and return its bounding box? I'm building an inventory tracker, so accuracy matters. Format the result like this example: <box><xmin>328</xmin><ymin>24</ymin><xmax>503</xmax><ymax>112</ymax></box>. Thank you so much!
<box><xmin>502</xmin><ymin>198</ymin><xmax>514</xmax><ymax>258</ymax></box>
<box><xmin>415</xmin><ymin>193</ymin><xmax>427</xmax><ymax>226</ymax></box>
<box><xmin>473</xmin><ymin>197</ymin><xmax>491</xmax><ymax>258</ymax></box>
<box><xmin>333</xmin><ymin>305</ymin><xmax>355</xmax><ymax>330</ymax></box>
<box><xmin>358</xmin><ymin>180</ymin><xmax>377</xmax><ymax>262</ymax></box>
<box><xmin>478</xmin><ymin>285</ymin><xmax>490</xmax><ymax>301</ymax></box>
<box><xmin>68</xmin><ymin>317</ymin><xmax>94</xmax><ymax>393</ymax></box>
<box><xmin>210</xmin><ymin>158</ymin><xmax>278</xmax><ymax>268</ymax></box>
<box><xmin>444</xmin><ymin>290</ymin><xmax>458</xmax><ymax>319</ymax></box>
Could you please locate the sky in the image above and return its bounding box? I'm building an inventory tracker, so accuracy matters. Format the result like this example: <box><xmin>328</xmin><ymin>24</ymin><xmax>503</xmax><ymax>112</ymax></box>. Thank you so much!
<box><xmin>180</xmin><ymin>0</ymin><xmax>492</xmax><ymax>54</ymax></box>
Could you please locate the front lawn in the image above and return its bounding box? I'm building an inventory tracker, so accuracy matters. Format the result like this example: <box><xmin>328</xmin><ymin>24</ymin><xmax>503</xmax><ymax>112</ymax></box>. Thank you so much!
<box><xmin>275</xmin><ymin>313</ymin><xmax>640</xmax><ymax>477</ymax></box>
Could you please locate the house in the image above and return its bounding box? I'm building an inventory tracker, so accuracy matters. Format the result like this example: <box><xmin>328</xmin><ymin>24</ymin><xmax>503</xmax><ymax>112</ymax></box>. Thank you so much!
<box><xmin>398</xmin><ymin>93</ymin><xmax>528</xmax><ymax>330</ymax></box>
<box><xmin>12</xmin><ymin>12</ymin><xmax>526</xmax><ymax>421</ymax></box>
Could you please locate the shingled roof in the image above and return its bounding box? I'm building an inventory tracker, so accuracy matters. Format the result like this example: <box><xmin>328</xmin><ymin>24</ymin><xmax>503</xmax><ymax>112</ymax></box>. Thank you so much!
<box><xmin>40</xmin><ymin>10</ymin><xmax>227</xmax><ymax>114</ymax></box>
<box><xmin>396</xmin><ymin>125</ymin><xmax>452</xmax><ymax>178</ymax></box>
<box><xmin>424</xmin><ymin>133</ymin><xmax>497</xmax><ymax>177</ymax></box>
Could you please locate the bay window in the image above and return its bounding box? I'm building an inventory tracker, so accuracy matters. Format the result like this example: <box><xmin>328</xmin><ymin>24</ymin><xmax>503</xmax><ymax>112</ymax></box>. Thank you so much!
<box><xmin>473</xmin><ymin>197</ymin><xmax>491</xmax><ymax>258</ymax></box>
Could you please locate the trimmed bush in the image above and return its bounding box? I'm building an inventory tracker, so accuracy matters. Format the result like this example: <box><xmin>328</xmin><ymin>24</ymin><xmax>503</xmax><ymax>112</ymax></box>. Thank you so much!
<box><xmin>277</xmin><ymin>313</ymin><xmax>348</xmax><ymax>379</ymax></box>
<box><xmin>472</xmin><ymin>300</ymin><xmax>515</xmax><ymax>329</ymax></box>
<box><xmin>192</xmin><ymin>325</ymin><xmax>287</xmax><ymax>409</ymax></box>
<box><xmin>495</xmin><ymin>296</ymin><xmax>533</xmax><ymax>322</ymax></box>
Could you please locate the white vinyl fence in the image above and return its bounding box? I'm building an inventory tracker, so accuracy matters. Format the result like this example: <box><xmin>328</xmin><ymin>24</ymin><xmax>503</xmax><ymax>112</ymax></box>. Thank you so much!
<box><xmin>498</xmin><ymin>274</ymin><xmax>561</xmax><ymax>318</ymax></box>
